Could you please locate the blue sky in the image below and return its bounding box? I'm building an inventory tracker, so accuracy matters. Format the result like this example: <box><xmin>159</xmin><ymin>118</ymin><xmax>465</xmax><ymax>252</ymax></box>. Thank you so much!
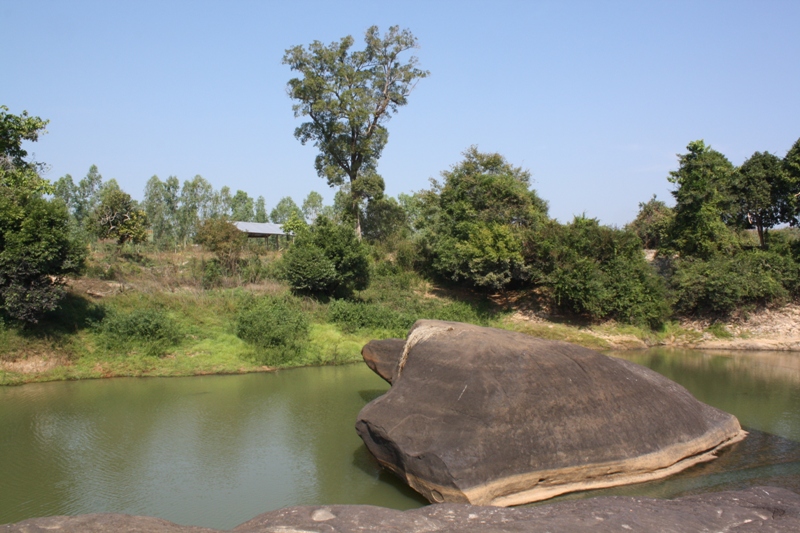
<box><xmin>3</xmin><ymin>0</ymin><xmax>798</xmax><ymax>226</ymax></box>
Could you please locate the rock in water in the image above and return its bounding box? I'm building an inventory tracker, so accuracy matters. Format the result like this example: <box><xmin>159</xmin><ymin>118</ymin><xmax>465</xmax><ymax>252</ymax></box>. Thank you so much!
<box><xmin>361</xmin><ymin>338</ymin><xmax>405</xmax><ymax>384</ymax></box>
<box><xmin>355</xmin><ymin>320</ymin><xmax>746</xmax><ymax>506</ymax></box>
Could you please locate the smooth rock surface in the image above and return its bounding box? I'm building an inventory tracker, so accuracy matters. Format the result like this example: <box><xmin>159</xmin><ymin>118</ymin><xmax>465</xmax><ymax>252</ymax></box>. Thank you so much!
<box><xmin>361</xmin><ymin>338</ymin><xmax>404</xmax><ymax>383</ymax></box>
<box><xmin>4</xmin><ymin>487</ymin><xmax>799</xmax><ymax>532</ymax></box>
<box><xmin>356</xmin><ymin>320</ymin><xmax>746</xmax><ymax>506</ymax></box>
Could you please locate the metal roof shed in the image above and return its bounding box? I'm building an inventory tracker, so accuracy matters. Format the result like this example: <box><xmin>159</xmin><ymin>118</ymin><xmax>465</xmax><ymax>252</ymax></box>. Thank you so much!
<box><xmin>232</xmin><ymin>221</ymin><xmax>288</xmax><ymax>238</ymax></box>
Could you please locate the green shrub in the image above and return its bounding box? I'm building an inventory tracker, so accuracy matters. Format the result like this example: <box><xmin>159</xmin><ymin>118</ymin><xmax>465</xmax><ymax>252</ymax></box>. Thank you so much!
<box><xmin>235</xmin><ymin>295</ymin><xmax>309</xmax><ymax>365</ymax></box>
<box><xmin>527</xmin><ymin>216</ymin><xmax>670</xmax><ymax>328</ymax></box>
<box><xmin>394</xmin><ymin>238</ymin><xmax>417</xmax><ymax>271</ymax></box>
<box><xmin>328</xmin><ymin>296</ymin><xmax>491</xmax><ymax>337</ymax></box>
<box><xmin>282</xmin><ymin>217</ymin><xmax>370</xmax><ymax>297</ymax></box>
<box><xmin>425</xmin><ymin>300</ymin><xmax>486</xmax><ymax>324</ymax></box>
<box><xmin>202</xmin><ymin>259</ymin><xmax>223</xmax><ymax>289</ymax></box>
<box><xmin>0</xmin><ymin>193</ymin><xmax>86</xmax><ymax>323</ymax></box>
<box><xmin>283</xmin><ymin>244</ymin><xmax>338</xmax><ymax>293</ymax></box>
<box><xmin>241</xmin><ymin>256</ymin><xmax>265</xmax><ymax>284</ymax></box>
<box><xmin>328</xmin><ymin>299</ymin><xmax>415</xmax><ymax>335</ymax></box>
<box><xmin>425</xmin><ymin>147</ymin><xmax>549</xmax><ymax>290</ymax></box>
<box><xmin>194</xmin><ymin>218</ymin><xmax>247</xmax><ymax>274</ymax></box>
<box><xmin>670</xmin><ymin>249</ymin><xmax>799</xmax><ymax>316</ymax></box>
<box><xmin>100</xmin><ymin>307</ymin><xmax>182</xmax><ymax>356</ymax></box>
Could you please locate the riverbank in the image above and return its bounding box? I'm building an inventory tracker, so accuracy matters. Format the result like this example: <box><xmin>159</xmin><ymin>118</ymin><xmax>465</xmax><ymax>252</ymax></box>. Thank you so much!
<box><xmin>1</xmin><ymin>246</ymin><xmax>798</xmax><ymax>386</ymax></box>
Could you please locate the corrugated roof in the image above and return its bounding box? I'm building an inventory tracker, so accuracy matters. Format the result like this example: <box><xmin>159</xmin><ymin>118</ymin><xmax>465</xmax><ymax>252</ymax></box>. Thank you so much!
<box><xmin>232</xmin><ymin>221</ymin><xmax>288</xmax><ymax>235</ymax></box>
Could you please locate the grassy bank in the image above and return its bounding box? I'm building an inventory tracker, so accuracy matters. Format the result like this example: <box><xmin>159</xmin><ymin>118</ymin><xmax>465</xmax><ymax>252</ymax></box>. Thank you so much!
<box><xmin>0</xmin><ymin>244</ymin><xmax>737</xmax><ymax>386</ymax></box>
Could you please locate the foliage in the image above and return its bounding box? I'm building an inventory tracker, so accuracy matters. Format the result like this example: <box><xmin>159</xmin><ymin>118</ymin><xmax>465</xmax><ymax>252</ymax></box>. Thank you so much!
<box><xmin>425</xmin><ymin>147</ymin><xmax>549</xmax><ymax>289</ymax></box>
<box><xmin>194</xmin><ymin>218</ymin><xmax>248</xmax><ymax>274</ymax></box>
<box><xmin>669</xmin><ymin>249</ymin><xmax>800</xmax><ymax>316</ymax></box>
<box><xmin>143</xmin><ymin>175</ymin><xmax>180</xmax><ymax>246</ymax></box>
<box><xmin>99</xmin><ymin>307</ymin><xmax>182</xmax><ymax>357</ymax></box>
<box><xmin>327</xmin><ymin>295</ymin><xmax>488</xmax><ymax>337</ymax></box>
<box><xmin>730</xmin><ymin>151</ymin><xmax>793</xmax><ymax>248</ymax></box>
<box><xmin>178</xmin><ymin>175</ymin><xmax>214</xmax><ymax>244</ymax></box>
<box><xmin>666</xmin><ymin>140</ymin><xmax>739</xmax><ymax>258</ymax></box>
<box><xmin>280</xmin><ymin>210</ymin><xmax>308</xmax><ymax>237</ymax></box>
<box><xmin>282</xmin><ymin>217</ymin><xmax>370</xmax><ymax>296</ymax></box>
<box><xmin>527</xmin><ymin>216</ymin><xmax>670</xmax><ymax>327</ymax></box>
<box><xmin>0</xmin><ymin>193</ymin><xmax>86</xmax><ymax>322</ymax></box>
<box><xmin>0</xmin><ymin>106</ymin><xmax>50</xmax><ymax>193</ymax></box>
<box><xmin>231</xmin><ymin>190</ymin><xmax>255</xmax><ymax>222</ymax></box>
<box><xmin>785</xmin><ymin>138</ymin><xmax>800</xmax><ymax>223</ymax></box>
<box><xmin>283</xmin><ymin>25</ymin><xmax>428</xmax><ymax>238</ymax></box>
<box><xmin>362</xmin><ymin>195</ymin><xmax>408</xmax><ymax>243</ymax></box>
<box><xmin>235</xmin><ymin>294</ymin><xmax>309</xmax><ymax>365</ymax></box>
<box><xmin>255</xmin><ymin>196</ymin><xmax>268</xmax><ymax>223</ymax></box>
<box><xmin>328</xmin><ymin>298</ymin><xmax>413</xmax><ymax>334</ymax></box>
<box><xmin>281</xmin><ymin>244</ymin><xmax>337</xmax><ymax>293</ymax></box>
<box><xmin>89</xmin><ymin>187</ymin><xmax>148</xmax><ymax>245</ymax></box>
<box><xmin>626</xmin><ymin>195</ymin><xmax>674</xmax><ymax>249</ymax></box>
<box><xmin>302</xmin><ymin>191</ymin><xmax>324</xmax><ymax>223</ymax></box>
<box><xmin>270</xmin><ymin>196</ymin><xmax>303</xmax><ymax>224</ymax></box>
<box><xmin>0</xmin><ymin>107</ymin><xmax>86</xmax><ymax>323</ymax></box>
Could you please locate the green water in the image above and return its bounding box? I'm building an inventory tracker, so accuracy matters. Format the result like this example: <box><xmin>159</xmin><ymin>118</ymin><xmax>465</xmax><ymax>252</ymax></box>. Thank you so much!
<box><xmin>1</xmin><ymin>348</ymin><xmax>799</xmax><ymax>529</ymax></box>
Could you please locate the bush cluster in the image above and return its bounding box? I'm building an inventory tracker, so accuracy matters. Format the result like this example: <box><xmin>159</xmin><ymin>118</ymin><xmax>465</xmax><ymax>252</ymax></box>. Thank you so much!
<box><xmin>327</xmin><ymin>289</ymin><xmax>491</xmax><ymax>337</ymax></box>
<box><xmin>99</xmin><ymin>307</ymin><xmax>182</xmax><ymax>356</ymax></box>
<box><xmin>235</xmin><ymin>294</ymin><xmax>309</xmax><ymax>366</ymax></box>
<box><xmin>669</xmin><ymin>249</ymin><xmax>800</xmax><ymax>315</ymax></box>
<box><xmin>282</xmin><ymin>217</ymin><xmax>370</xmax><ymax>297</ymax></box>
<box><xmin>527</xmin><ymin>217</ymin><xmax>670</xmax><ymax>327</ymax></box>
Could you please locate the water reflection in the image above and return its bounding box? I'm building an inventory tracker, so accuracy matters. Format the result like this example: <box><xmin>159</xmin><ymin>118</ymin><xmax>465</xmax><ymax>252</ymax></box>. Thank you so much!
<box><xmin>0</xmin><ymin>348</ymin><xmax>798</xmax><ymax>529</ymax></box>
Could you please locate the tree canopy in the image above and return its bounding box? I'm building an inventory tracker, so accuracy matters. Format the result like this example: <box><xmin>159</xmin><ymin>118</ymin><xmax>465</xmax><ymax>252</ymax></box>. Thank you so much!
<box><xmin>425</xmin><ymin>147</ymin><xmax>549</xmax><ymax>289</ymax></box>
<box><xmin>0</xmin><ymin>105</ymin><xmax>50</xmax><ymax>193</ymax></box>
<box><xmin>0</xmin><ymin>107</ymin><xmax>85</xmax><ymax>322</ymax></box>
<box><xmin>667</xmin><ymin>140</ymin><xmax>738</xmax><ymax>258</ymax></box>
<box><xmin>730</xmin><ymin>151</ymin><xmax>791</xmax><ymax>247</ymax></box>
<box><xmin>283</xmin><ymin>25</ymin><xmax>428</xmax><ymax>238</ymax></box>
<box><xmin>90</xmin><ymin>187</ymin><xmax>148</xmax><ymax>245</ymax></box>
<box><xmin>270</xmin><ymin>196</ymin><xmax>303</xmax><ymax>224</ymax></box>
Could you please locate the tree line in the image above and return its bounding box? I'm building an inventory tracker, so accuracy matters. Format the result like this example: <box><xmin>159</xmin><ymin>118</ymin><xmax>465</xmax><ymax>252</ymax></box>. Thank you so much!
<box><xmin>3</xmin><ymin>23</ymin><xmax>800</xmax><ymax>328</ymax></box>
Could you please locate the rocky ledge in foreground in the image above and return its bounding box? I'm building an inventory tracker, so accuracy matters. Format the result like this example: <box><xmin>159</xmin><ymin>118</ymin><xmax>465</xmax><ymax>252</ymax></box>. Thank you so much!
<box><xmin>356</xmin><ymin>320</ymin><xmax>746</xmax><ymax>506</ymax></box>
<box><xmin>4</xmin><ymin>487</ymin><xmax>800</xmax><ymax>532</ymax></box>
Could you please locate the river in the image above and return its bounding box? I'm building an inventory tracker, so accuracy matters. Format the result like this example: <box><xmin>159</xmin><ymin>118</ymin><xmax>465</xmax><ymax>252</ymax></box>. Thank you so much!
<box><xmin>1</xmin><ymin>348</ymin><xmax>799</xmax><ymax>529</ymax></box>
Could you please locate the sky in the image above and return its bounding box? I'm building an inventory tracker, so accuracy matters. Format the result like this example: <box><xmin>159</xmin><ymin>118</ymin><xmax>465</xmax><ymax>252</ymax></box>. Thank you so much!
<box><xmin>2</xmin><ymin>0</ymin><xmax>799</xmax><ymax>226</ymax></box>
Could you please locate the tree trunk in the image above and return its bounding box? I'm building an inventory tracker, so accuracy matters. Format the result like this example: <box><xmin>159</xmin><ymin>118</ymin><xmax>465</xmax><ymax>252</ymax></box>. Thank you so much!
<box><xmin>355</xmin><ymin>208</ymin><xmax>363</xmax><ymax>241</ymax></box>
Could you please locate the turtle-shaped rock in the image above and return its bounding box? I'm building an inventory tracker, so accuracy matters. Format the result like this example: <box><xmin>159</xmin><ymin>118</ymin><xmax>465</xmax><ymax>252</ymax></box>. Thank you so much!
<box><xmin>356</xmin><ymin>320</ymin><xmax>746</xmax><ymax>506</ymax></box>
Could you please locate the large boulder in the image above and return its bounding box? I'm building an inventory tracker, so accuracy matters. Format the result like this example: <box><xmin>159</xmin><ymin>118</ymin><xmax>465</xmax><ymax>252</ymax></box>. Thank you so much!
<box><xmin>5</xmin><ymin>487</ymin><xmax>800</xmax><ymax>532</ymax></box>
<box><xmin>355</xmin><ymin>320</ymin><xmax>746</xmax><ymax>506</ymax></box>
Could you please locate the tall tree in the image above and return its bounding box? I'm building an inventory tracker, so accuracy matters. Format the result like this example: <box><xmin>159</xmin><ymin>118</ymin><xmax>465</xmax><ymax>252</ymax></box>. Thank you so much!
<box><xmin>784</xmin><ymin>138</ymin><xmax>800</xmax><ymax>225</ymax></box>
<box><xmin>255</xmin><ymin>196</ymin><xmax>268</xmax><ymax>223</ymax></box>
<box><xmin>230</xmin><ymin>190</ymin><xmax>255</xmax><ymax>222</ymax></box>
<box><xmin>143</xmin><ymin>175</ymin><xmax>180</xmax><ymax>245</ymax></box>
<box><xmin>0</xmin><ymin>107</ymin><xmax>85</xmax><ymax>321</ymax></box>
<box><xmin>667</xmin><ymin>140</ymin><xmax>737</xmax><ymax>258</ymax></box>
<box><xmin>270</xmin><ymin>196</ymin><xmax>303</xmax><ymax>224</ymax></box>
<box><xmin>178</xmin><ymin>175</ymin><xmax>214</xmax><ymax>244</ymax></box>
<box><xmin>731</xmin><ymin>151</ymin><xmax>790</xmax><ymax>248</ymax></box>
<box><xmin>283</xmin><ymin>25</ymin><xmax>428</xmax><ymax>239</ymax></box>
<box><xmin>211</xmin><ymin>185</ymin><xmax>233</xmax><ymax>219</ymax></box>
<box><xmin>53</xmin><ymin>174</ymin><xmax>75</xmax><ymax>211</ymax></box>
<box><xmin>72</xmin><ymin>165</ymin><xmax>103</xmax><ymax>227</ymax></box>
<box><xmin>301</xmin><ymin>191</ymin><xmax>324</xmax><ymax>223</ymax></box>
